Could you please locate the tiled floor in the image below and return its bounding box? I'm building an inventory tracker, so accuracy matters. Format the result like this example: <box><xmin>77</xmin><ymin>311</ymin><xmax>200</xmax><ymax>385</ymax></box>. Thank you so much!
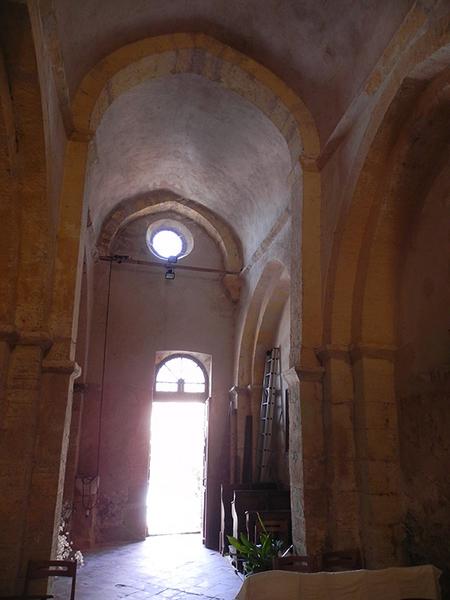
<box><xmin>53</xmin><ymin>534</ymin><xmax>243</xmax><ymax>600</ymax></box>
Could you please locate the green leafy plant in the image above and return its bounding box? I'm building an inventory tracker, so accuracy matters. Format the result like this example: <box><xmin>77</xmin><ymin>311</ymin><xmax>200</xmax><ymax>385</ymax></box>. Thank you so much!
<box><xmin>227</xmin><ymin>515</ymin><xmax>284</xmax><ymax>576</ymax></box>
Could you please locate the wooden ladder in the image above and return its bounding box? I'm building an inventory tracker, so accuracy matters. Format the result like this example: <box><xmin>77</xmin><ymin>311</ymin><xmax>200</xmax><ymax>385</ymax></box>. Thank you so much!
<box><xmin>256</xmin><ymin>347</ymin><xmax>281</xmax><ymax>482</ymax></box>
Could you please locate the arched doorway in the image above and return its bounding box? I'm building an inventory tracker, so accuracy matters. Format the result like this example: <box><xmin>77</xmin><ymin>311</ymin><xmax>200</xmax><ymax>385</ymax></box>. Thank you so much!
<box><xmin>147</xmin><ymin>355</ymin><xmax>209</xmax><ymax>537</ymax></box>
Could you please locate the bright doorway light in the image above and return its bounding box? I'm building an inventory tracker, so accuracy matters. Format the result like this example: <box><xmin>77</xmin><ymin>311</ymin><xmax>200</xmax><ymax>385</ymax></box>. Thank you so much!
<box><xmin>147</xmin><ymin>402</ymin><xmax>206</xmax><ymax>535</ymax></box>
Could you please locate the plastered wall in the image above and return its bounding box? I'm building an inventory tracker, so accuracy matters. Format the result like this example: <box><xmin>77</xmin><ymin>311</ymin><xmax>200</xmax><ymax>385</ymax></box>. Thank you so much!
<box><xmin>73</xmin><ymin>214</ymin><xmax>235</xmax><ymax>549</ymax></box>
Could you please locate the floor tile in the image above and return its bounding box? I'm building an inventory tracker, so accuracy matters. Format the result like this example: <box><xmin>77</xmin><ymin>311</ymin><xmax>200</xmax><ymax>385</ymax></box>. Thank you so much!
<box><xmin>53</xmin><ymin>534</ymin><xmax>242</xmax><ymax>600</ymax></box>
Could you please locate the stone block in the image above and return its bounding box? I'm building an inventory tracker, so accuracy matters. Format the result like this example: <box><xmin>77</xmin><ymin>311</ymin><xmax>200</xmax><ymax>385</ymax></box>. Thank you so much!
<box><xmin>362</xmin><ymin>459</ymin><xmax>401</xmax><ymax>494</ymax></box>
<box><xmin>359</xmin><ymin>429</ymin><xmax>399</xmax><ymax>461</ymax></box>
<box><xmin>363</xmin><ymin>523</ymin><xmax>403</xmax><ymax>568</ymax></box>
<box><xmin>367</xmin><ymin>493</ymin><xmax>403</xmax><ymax>526</ymax></box>
<box><xmin>332</xmin><ymin>457</ymin><xmax>358</xmax><ymax>491</ymax></box>
<box><xmin>355</xmin><ymin>401</ymin><xmax>398</xmax><ymax>430</ymax></box>
<box><xmin>357</xmin><ymin>357</ymin><xmax>396</xmax><ymax>404</ymax></box>
<box><xmin>303</xmin><ymin>456</ymin><xmax>325</xmax><ymax>490</ymax></box>
<box><xmin>329</xmin><ymin>403</ymin><xmax>356</xmax><ymax>459</ymax></box>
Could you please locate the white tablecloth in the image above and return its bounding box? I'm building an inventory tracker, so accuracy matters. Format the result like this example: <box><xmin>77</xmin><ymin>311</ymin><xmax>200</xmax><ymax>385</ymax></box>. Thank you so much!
<box><xmin>235</xmin><ymin>565</ymin><xmax>441</xmax><ymax>600</ymax></box>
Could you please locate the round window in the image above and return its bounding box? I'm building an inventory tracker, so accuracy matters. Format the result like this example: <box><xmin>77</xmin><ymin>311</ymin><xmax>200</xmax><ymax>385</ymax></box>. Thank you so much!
<box><xmin>152</xmin><ymin>229</ymin><xmax>183</xmax><ymax>258</ymax></box>
<box><xmin>146</xmin><ymin>220</ymin><xmax>193</xmax><ymax>261</ymax></box>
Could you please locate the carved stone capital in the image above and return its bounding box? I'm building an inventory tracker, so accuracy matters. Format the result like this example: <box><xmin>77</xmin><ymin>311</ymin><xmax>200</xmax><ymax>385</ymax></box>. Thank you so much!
<box><xmin>223</xmin><ymin>273</ymin><xmax>241</xmax><ymax>302</ymax></box>
<box><xmin>42</xmin><ymin>359</ymin><xmax>81</xmax><ymax>376</ymax></box>
<box><xmin>0</xmin><ymin>325</ymin><xmax>54</xmax><ymax>350</ymax></box>
<box><xmin>350</xmin><ymin>343</ymin><xmax>397</xmax><ymax>363</ymax></box>
<box><xmin>283</xmin><ymin>366</ymin><xmax>300</xmax><ymax>388</ymax></box>
<box><xmin>283</xmin><ymin>365</ymin><xmax>325</xmax><ymax>386</ymax></box>
<box><xmin>229</xmin><ymin>385</ymin><xmax>250</xmax><ymax>397</ymax></box>
<box><xmin>316</xmin><ymin>344</ymin><xmax>351</xmax><ymax>363</ymax></box>
<box><xmin>297</xmin><ymin>366</ymin><xmax>325</xmax><ymax>381</ymax></box>
<box><xmin>18</xmin><ymin>330</ymin><xmax>53</xmax><ymax>350</ymax></box>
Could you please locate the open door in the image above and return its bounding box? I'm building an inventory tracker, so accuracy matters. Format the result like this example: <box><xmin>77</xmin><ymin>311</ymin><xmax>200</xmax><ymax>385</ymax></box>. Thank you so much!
<box><xmin>147</xmin><ymin>354</ymin><xmax>209</xmax><ymax>538</ymax></box>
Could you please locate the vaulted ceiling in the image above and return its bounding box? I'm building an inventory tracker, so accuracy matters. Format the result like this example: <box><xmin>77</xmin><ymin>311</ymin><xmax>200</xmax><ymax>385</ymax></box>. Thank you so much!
<box><xmin>54</xmin><ymin>0</ymin><xmax>413</xmax><ymax>140</ymax></box>
<box><xmin>48</xmin><ymin>0</ymin><xmax>420</xmax><ymax>261</ymax></box>
<box><xmin>86</xmin><ymin>74</ymin><xmax>291</xmax><ymax>261</ymax></box>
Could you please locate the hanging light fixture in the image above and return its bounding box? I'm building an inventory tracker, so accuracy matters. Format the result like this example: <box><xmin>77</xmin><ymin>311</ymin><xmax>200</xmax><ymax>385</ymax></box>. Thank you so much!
<box><xmin>165</xmin><ymin>256</ymin><xmax>177</xmax><ymax>280</ymax></box>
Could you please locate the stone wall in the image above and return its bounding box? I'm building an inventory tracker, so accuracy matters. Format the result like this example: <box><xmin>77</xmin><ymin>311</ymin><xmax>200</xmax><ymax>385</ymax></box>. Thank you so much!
<box><xmin>397</xmin><ymin>161</ymin><xmax>450</xmax><ymax>575</ymax></box>
<box><xmin>273</xmin><ymin>298</ymin><xmax>290</xmax><ymax>487</ymax></box>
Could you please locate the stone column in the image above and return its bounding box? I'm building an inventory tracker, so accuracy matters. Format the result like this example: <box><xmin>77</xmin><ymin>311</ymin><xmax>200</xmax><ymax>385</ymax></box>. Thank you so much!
<box><xmin>63</xmin><ymin>383</ymin><xmax>86</xmax><ymax>511</ymax></box>
<box><xmin>228</xmin><ymin>386</ymin><xmax>239</xmax><ymax>484</ymax></box>
<box><xmin>284</xmin><ymin>365</ymin><xmax>326</xmax><ymax>556</ymax></box>
<box><xmin>0</xmin><ymin>333</ymin><xmax>78</xmax><ymax>595</ymax></box>
<box><xmin>22</xmin><ymin>360</ymin><xmax>81</xmax><ymax>563</ymax></box>
<box><xmin>318</xmin><ymin>345</ymin><xmax>361</xmax><ymax>551</ymax></box>
<box><xmin>249</xmin><ymin>383</ymin><xmax>262</xmax><ymax>481</ymax></box>
<box><xmin>351</xmin><ymin>344</ymin><xmax>403</xmax><ymax>567</ymax></box>
<box><xmin>0</xmin><ymin>339</ymin><xmax>46</xmax><ymax>594</ymax></box>
<box><xmin>0</xmin><ymin>327</ymin><xmax>15</xmax><ymax>420</ymax></box>
<box><xmin>232</xmin><ymin>385</ymin><xmax>251</xmax><ymax>483</ymax></box>
<box><xmin>0</xmin><ymin>5</ymin><xmax>88</xmax><ymax>592</ymax></box>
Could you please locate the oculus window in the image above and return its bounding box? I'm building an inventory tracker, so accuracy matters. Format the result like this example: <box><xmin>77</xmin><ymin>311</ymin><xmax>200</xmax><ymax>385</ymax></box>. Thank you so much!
<box><xmin>146</xmin><ymin>219</ymin><xmax>193</xmax><ymax>261</ymax></box>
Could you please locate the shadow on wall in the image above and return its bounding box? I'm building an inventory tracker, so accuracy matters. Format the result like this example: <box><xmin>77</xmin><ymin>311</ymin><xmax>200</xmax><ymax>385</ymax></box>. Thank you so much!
<box><xmin>397</xmin><ymin>160</ymin><xmax>450</xmax><ymax>598</ymax></box>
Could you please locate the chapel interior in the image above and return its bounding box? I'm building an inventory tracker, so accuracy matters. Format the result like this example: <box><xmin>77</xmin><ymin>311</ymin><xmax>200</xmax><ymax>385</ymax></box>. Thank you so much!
<box><xmin>0</xmin><ymin>0</ymin><xmax>449</xmax><ymax>598</ymax></box>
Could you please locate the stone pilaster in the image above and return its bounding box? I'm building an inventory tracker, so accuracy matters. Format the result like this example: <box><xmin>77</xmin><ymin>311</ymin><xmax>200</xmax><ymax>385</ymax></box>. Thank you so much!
<box><xmin>351</xmin><ymin>343</ymin><xmax>403</xmax><ymax>567</ymax></box>
<box><xmin>318</xmin><ymin>345</ymin><xmax>361</xmax><ymax>551</ymax></box>
<box><xmin>23</xmin><ymin>359</ymin><xmax>80</xmax><ymax>563</ymax></box>
<box><xmin>228</xmin><ymin>386</ymin><xmax>240</xmax><ymax>484</ymax></box>
<box><xmin>249</xmin><ymin>384</ymin><xmax>263</xmax><ymax>481</ymax></box>
<box><xmin>63</xmin><ymin>383</ymin><xmax>86</xmax><ymax>511</ymax></box>
<box><xmin>0</xmin><ymin>5</ymin><xmax>87</xmax><ymax>594</ymax></box>
<box><xmin>0</xmin><ymin>332</ymin><xmax>51</xmax><ymax>594</ymax></box>
<box><xmin>0</xmin><ymin>325</ymin><xmax>15</xmax><ymax>416</ymax></box>
<box><xmin>284</xmin><ymin>365</ymin><xmax>326</xmax><ymax>556</ymax></box>
<box><xmin>231</xmin><ymin>385</ymin><xmax>251</xmax><ymax>483</ymax></box>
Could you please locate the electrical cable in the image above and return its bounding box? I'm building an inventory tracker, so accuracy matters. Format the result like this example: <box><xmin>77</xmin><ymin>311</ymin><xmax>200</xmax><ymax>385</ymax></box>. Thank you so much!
<box><xmin>82</xmin><ymin>258</ymin><xmax>113</xmax><ymax>515</ymax></box>
<box><xmin>99</xmin><ymin>254</ymin><xmax>241</xmax><ymax>276</ymax></box>
<box><xmin>97</xmin><ymin>257</ymin><xmax>113</xmax><ymax>477</ymax></box>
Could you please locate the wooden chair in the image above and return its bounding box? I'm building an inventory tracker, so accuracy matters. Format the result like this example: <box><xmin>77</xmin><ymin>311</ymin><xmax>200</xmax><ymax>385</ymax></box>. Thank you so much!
<box><xmin>250</xmin><ymin>510</ymin><xmax>291</xmax><ymax>546</ymax></box>
<box><xmin>321</xmin><ymin>549</ymin><xmax>363</xmax><ymax>571</ymax></box>
<box><xmin>272</xmin><ymin>555</ymin><xmax>316</xmax><ymax>572</ymax></box>
<box><xmin>22</xmin><ymin>560</ymin><xmax>77</xmax><ymax>600</ymax></box>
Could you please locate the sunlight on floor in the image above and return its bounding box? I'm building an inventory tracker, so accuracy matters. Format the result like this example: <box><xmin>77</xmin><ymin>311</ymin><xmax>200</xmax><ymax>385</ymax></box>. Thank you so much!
<box><xmin>147</xmin><ymin>402</ymin><xmax>206</xmax><ymax>535</ymax></box>
<box><xmin>54</xmin><ymin>533</ymin><xmax>242</xmax><ymax>600</ymax></box>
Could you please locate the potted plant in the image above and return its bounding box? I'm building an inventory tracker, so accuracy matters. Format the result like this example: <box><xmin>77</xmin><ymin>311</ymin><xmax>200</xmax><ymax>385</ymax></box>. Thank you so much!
<box><xmin>228</xmin><ymin>517</ymin><xmax>284</xmax><ymax>576</ymax></box>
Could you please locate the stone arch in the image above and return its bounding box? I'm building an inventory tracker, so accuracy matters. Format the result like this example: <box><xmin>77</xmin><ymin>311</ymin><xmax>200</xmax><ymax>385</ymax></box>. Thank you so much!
<box><xmin>97</xmin><ymin>189</ymin><xmax>244</xmax><ymax>301</ymax></box>
<box><xmin>97</xmin><ymin>189</ymin><xmax>242</xmax><ymax>274</ymax></box>
<box><xmin>354</xmin><ymin>69</ymin><xmax>450</xmax><ymax>345</ymax></box>
<box><xmin>319</xmin><ymin>17</ymin><xmax>450</xmax><ymax>567</ymax></box>
<box><xmin>250</xmin><ymin>268</ymin><xmax>290</xmax><ymax>481</ymax></box>
<box><xmin>62</xmin><ymin>31</ymin><xmax>322</xmax><ymax>365</ymax></box>
<box><xmin>58</xmin><ymin>31</ymin><xmax>323</xmax><ymax>550</ymax></box>
<box><xmin>251</xmin><ymin>271</ymin><xmax>290</xmax><ymax>388</ymax></box>
<box><xmin>233</xmin><ymin>259</ymin><xmax>288</xmax><ymax>482</ymax></box>
<box><xmin>236</xmin><ymin>260</ymin><xmax>287</xmax><ymax>388</ymax></box>
<box><xmin>323</xmin><ymin>15</ymin><xmax>450</xmax><ymax>347</ymax></box>
<box><xmin>346</xmin><ymin>73</ymin><xmax>450</xmax><ymax>567</ymax></box>
<box><xmin>71</xmin><ymin>33</ymin><xmax>319</xmax><ymax>163</ymax></box>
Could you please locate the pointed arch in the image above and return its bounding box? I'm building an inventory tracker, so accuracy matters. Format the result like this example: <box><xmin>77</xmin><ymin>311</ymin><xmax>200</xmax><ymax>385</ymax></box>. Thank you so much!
<box><xmin>323</xmin><ymin>15</ymin><xmax>450</xmax><ymax>348</ymax></box>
